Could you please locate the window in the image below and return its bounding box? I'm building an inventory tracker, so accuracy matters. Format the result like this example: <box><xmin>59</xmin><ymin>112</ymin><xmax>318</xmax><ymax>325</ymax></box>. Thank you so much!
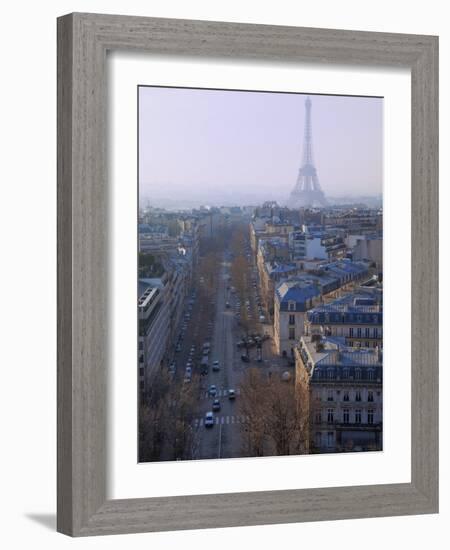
<box><xmin>289</xmin><ymin>314</ymin><xmax>295</xmax><ymax>325</ymax></box>
<box><xmin>365</xmin><ymin>327</ymin><xmax>370</xmax><ymax>338</ymax></box>
<box><xmin>355</xmin><ymin>409</ymin><xmax>362</xmax><ymax>424</ymax></box>
<box><xmin>343</xmin><ymin>391</ymin><xmax>350</xmax><ymax>402</ymax></box>
<box><xmin>288</xmin><ymin>301</ymin><xmax>296</xmax><ymax>311</ymax></box>
<box><xmin>355</xmin><ymin>390</ymin><xmax>362</xmax><ymax>401</ymax></box>
<box><xmin>315</xmin><ymin>410</ymin><xmax>322</xmax><ymax>424</ymax></box>
<box><xmin>357</xmin><ymin>327</ymin><xmax>362</xmax><ymax>338</ymax></box>
<box><xmin>365</xmin><ymin>341</ymin><xmax>370</xmax><ymax>347</ymax></box>
<box><xmin>355</xmin><ymin>368</ymin><xmax>362</xmax><ymax>380</ymax></box>
<box><xmin>343</xmin><ymin>367</ymin><xmax>349</xmax><ymax>379</ymax></box>
<box><xmin>327</xmin><ymin>390</ymin><xmax>334</xmax><ymax>401</ymax></box>
<box><xmin>343</xmin><ymin>409</ymin><xmax>349</xmax><ymax>424</ymax></box>
<box><xmin>315</xmin><ymin>391</ymin><xmax>322</xmax><ymax>401</ymax></box>
<box><xmin>327</xmin><ymin>368</ymin><xmax>334</xmax><ymax>379</ymax></box>
<box><xmin>368</xmin><ymin>369</ymin><xmax>374</xmax><ymax>381</ymax></box>
<box><xmin>315</xmin><ymin>432</ymin><xmax>322</xmax><ymax>448</ymax></box>
<box><xmin>373</xmin><ymin>327</ymin><xmax>378</xmax><ymax>338</ymax></box>
<box><xmin>367</xmin><ymin>409</ymin><xmax>374</xmax><ymax>424</ymax></box>
<box><xmin>288</xmin><ymin>327</ymin><xmax>295</xmax><ymax>340</ymax></box>
<box><xmin>349</xmin><ymin>327</ymin><xmax>354</xmax><ymax>338</ymax></box>
<box><xmin>327</xmin><ymin>432</ymin><xmax>334</xmax><ymax>448</ymax></box>
<box><xmin>327</xmin><ymin>409</ymin><xmax>334</xmax><ymax>423</ymax></box>
<box><xmin>368</xmin><ymin>390</ymin><xmax>374</xmax><ymax>402</ymax></box>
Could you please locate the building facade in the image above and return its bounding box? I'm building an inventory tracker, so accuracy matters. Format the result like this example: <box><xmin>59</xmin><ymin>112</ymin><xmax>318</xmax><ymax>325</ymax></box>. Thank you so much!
<box><xmin>274</xmin><ymin>280</ymin><xmax>322</xmax><ymax>356</ymax></box>
<box><xmin>138</xmin><ymin>277</ymin><xmax>171</xmax><ymax>394</ymax></box>
<box><xmin>306</xmin><ymin>291</ymin><xmax>383</xmax><ymax>349</ymax></box>
<box><xmin>294</xmin><ymin>335</ymin><xmax>383</xmax><ymax>453</ymax></box>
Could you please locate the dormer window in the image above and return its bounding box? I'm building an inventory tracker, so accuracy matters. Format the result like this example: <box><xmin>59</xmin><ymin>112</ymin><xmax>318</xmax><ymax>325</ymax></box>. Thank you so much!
<box><xmin>288</xmin><ymin>301</ymin><xmax>296</xmax><ymax>311</ymax></box>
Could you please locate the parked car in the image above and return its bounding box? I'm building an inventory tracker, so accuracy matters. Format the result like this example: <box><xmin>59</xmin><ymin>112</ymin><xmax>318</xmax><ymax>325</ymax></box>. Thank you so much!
<box><xmin>241</xmin><ymin>354</ymin><xmax>250</xmax><ymax>363</ymax></box>
<box><xmin>204</xmin><ymin>412</ymin><xmax>214</xmax><ymax>428</ymax></box>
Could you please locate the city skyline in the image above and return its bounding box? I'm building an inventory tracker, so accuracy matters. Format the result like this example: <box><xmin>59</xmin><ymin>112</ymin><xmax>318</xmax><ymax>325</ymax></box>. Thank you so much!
<box><xmin>139</xmin><ymin>87</ymin><xmax>383</xmax><ymax>208</ymax></box>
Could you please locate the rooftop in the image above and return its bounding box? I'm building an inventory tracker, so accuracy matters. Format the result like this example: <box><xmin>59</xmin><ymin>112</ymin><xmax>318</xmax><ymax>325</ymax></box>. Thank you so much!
<box><xmin>276</xmin><ymin>279</ymin><xmax>321</xmax><ymax>307</ymax></box>
<box><xmin>298</xmin><ymin>335</ymin><xmax>382</xmax><ymax>379</ymax></box>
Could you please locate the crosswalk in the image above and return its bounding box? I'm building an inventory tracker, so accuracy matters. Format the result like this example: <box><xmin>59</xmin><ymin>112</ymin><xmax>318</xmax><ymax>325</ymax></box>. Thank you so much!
<box><xmin>201</xmin><ymin>388</ymin><xmax>241</xmax><ymax>400</ymax></box>
<box><xmin>193</xmin><ymin>414</ymin><xmax>249</xmax><ymax>428</ymax></box>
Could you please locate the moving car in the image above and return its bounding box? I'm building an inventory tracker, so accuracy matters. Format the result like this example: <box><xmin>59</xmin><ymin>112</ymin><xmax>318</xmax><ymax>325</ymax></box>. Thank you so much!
<box><xmin>241</xmin><ymin>354</ymin><xmax>250</xmax><ymax>363</ymax></box>
<box><xmin>208</xmin><ymin>384</ymin><xmax>217</xmax><ymax>397</ymax></box>
<box><xmin>212</xmin><ymin>360</ymin><xmax>220</xmax><ymax>372</ymax></box>
<box><xmin>212</xmin><ymin>399</ymin><xmax>221</xmax><ymax>411</ymax></box>
<box><xmin>228</xmin><ymin>389</ymin><xmax>236</xmax><ymax>400</ymax></box>
<box><xmin>204</xmin><ymin>412</ymin><xmax>214</xmax><ymax>428</ymax></box>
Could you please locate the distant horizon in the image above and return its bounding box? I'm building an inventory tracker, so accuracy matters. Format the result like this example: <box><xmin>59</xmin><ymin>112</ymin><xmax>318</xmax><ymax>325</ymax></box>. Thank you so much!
<box><xmin>139</xmin><ymin>193</ymin><xmax>383</xmax><ymax>212</ymax></box>
<box><xmin>139</xmin><ymin>87</ymin><xmax>383</xmax><ymax>205</ymax></box>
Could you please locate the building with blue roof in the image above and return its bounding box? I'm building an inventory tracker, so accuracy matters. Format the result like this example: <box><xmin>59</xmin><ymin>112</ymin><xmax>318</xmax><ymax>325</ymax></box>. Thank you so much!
<box><xmin>294</xmin><ymin>334</ymin><xmax>382</xmax><ymax>453</ymax></box>
<box><xmin>306</xmin><ymin>290</ymin><xmax>383</xmax><ymax>349</ymax></box>
<box><xmin>273</xmin><ymin>279</ymin><xmax>322</xmax><ymax>355</ymax></box>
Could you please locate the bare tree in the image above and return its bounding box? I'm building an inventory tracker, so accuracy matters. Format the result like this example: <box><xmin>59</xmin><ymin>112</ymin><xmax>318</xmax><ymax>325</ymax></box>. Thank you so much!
<box><xmin>238</xmin><ymin>368</ymin><xmax>267</xmax><ymax>456</ymax></box>
<box><xmin>237</xmin><ymin>368</ymin><xmax>309</xmax><ymax>457</ymax></box>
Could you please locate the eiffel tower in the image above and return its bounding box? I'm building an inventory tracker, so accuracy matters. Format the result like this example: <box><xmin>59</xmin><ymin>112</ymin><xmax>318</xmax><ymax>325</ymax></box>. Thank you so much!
<box><xmin>289</xmin><ymin>97</ymin><xmax>328</xmax><ymax>208</ymax></box>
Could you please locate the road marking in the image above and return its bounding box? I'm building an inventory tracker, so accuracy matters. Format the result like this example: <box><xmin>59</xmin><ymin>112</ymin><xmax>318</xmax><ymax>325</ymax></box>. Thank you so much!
<box><xmin>193</xmin><ymin>414</ymin><xmax>250</xmax><ymax>427</ymax></box>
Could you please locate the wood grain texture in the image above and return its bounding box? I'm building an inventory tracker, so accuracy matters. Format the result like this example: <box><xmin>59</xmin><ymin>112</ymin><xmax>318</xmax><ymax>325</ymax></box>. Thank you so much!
<box><xmin>57</xmin><ymin>12</ymin><xmax>439</xmax><ymax>537</ymax></box>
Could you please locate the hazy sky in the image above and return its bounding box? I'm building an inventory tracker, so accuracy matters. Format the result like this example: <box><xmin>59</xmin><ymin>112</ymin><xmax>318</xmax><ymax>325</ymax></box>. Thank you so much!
<box><xmin>139</xmin><ymin>86</ymin><xmax>383</xmax><ymax>207</ymax></box>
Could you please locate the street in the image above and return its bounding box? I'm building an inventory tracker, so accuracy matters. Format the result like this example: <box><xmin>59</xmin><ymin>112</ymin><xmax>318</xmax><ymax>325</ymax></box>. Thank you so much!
<box><xmin>167</xmin><ymin>228</ymin><xmax>292</xmax><ymax>461</ymax></box>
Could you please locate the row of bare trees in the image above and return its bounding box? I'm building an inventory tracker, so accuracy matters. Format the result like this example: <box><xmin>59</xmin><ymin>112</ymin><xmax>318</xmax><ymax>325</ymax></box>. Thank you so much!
<box><xmin>229</xmin><ymin>225</ymin><xmax>259</xmax><ymax>335</ymax></box>
<box><xmin>139</xmin><ymin>369</ymin><xmax>201</xmax><ymax>462</ymax></box>
<box><xmin>237</xmin><ymin>368</ymin><xmax>310</xmax><ymax>457</ymax></box>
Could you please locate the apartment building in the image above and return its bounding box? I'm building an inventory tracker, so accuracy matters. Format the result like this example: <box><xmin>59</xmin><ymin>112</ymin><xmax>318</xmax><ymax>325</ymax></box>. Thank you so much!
<box><xmin>295</xmin><ymin>335</ymin><xmax>383</xmax><ymax>453</ymax></box>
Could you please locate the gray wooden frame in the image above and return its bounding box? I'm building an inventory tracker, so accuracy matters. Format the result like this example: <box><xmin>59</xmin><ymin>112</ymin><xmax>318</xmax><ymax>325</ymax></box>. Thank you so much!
<box><xmin>57</xmin><ymin>12</ymin><xmax>438</xmax><ymax>537</ymax></box>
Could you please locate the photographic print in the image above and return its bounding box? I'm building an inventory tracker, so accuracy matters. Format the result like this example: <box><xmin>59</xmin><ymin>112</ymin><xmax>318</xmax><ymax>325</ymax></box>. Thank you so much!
<box><xmin>138</xmin><ymin>86</ymin><xmax>383</xmax><ymax>462</ymax></box>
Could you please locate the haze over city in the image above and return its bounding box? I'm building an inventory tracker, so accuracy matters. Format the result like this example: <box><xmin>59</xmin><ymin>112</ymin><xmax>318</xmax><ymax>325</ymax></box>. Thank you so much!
<box><xmin>139</xmin><ymin>86</ymin><xmax>383</xmax><ymax>209</ymax></box>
